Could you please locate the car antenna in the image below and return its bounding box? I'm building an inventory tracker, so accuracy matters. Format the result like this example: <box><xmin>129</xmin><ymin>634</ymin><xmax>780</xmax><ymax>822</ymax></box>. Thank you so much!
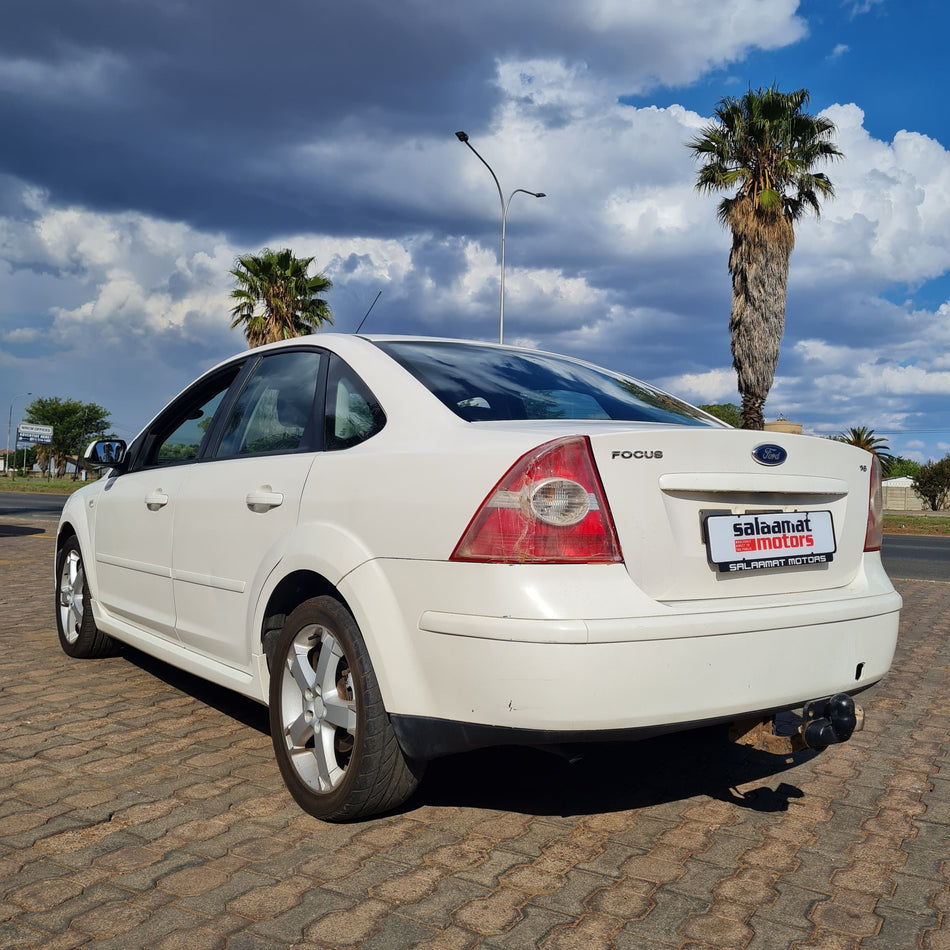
<box><xmin>355</xmin><ymin>290</ymin><xmax>382</xmax><ymax>334</ymax></box>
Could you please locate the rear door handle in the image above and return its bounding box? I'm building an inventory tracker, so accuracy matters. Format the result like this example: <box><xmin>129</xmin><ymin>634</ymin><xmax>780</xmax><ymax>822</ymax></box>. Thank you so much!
<box><xmin>145</xmin><ymin>490</ymin><xmax>169</xmax><ymax>511</ymax></box>
<box><xmin>246</xmin><ymin>489</ymin><xmax>284</xmax><ymax>512</ymax></box>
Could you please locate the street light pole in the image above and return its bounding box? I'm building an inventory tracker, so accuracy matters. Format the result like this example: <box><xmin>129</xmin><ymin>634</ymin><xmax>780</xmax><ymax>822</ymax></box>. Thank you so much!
<box><xmin>6</xmin><ymin>391</ymin><xmax>31</xmax><ymax>478</ymax></box>
<box><xmin>455</xmin><ymin>131</ymin><xmax>545</xmax><ymax>344</ymax></box>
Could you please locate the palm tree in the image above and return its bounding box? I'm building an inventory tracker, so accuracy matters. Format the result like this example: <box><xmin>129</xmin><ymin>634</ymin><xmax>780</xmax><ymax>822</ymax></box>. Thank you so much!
<box><xmin>834</xmin><ymin>426</ymin><xmax>896</xmax><ymax>475</ymax></box>
<box><xmin>230</xmin><ymin>248</ymin><xmax>333</xmax><ymax>348</ymax></box>
<box><xmin>687</xmin><ymin>86</ymin><xmax>843</xmax><ymax>430</ymax></box>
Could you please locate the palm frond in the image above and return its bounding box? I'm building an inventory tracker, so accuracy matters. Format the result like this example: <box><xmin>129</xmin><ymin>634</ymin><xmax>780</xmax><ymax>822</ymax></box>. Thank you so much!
<box><xmin>228</xmin><ymin>247</ymin><xmax>334</xmax><ymax>348</ymax></box>
<box><xmin>686</xmin><ymin>84</ymin><xmax>843</xmax><ymax>224</ymax></box>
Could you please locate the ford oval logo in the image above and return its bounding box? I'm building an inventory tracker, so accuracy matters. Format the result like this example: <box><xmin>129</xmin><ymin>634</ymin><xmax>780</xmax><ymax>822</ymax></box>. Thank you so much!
<box><xmin>752</xmin><ymin>443</ymin><xmax>787</xmax><ymax>466</ymax></box>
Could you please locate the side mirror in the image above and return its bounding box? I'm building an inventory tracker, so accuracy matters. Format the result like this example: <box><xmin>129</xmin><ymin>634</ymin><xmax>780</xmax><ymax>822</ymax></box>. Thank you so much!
<box><xmin>84</xmin><ymin>439</ymin><xmax>128</xmax><ymax>471</ymax></box>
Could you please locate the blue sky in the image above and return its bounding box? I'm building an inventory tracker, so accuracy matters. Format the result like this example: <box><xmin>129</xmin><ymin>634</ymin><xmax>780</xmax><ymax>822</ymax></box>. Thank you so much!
<box><xmin>1</xmin><ymin>0</ymin><xmax>948</xmax><ymax>462</ymax></box>
<box><xmin>628</xmin><ymin>0</ymin><xmax>945</xmax><ymax>143</ymax></box>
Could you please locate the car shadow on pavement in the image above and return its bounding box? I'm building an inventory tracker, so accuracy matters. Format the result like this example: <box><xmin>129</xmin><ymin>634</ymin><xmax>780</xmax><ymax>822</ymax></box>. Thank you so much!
<box><xmin>410</xmin><ymin>726</ymin><xmax>815</xmax><ymax>818</ymax></box>
<box><xmin>120</xmin><ymin>645</ymin><xmax>271</xmax><ymax>735</ymax></box>
<box><xmin>117</xmin><ymin>642</ymin><xmax>815</xmax><ymax>819</ymax></box>
<box><xmin>0</xmin><ymin>522</ymin><xmax>47</xmax><ymax>537</ymax></box>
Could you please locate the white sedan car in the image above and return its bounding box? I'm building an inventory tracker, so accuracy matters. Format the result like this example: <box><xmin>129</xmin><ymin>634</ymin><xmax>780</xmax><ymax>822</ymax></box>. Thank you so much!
<box><xmin>56</xmin><ymin>335</ymin><xmax>901</xmax><ymax>820</ymax></box>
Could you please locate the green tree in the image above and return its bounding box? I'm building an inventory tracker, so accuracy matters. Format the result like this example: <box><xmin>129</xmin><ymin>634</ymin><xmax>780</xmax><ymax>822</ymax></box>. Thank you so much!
<box><xmin>687</xmin><ymin>86</ymin><xmax>843</xmax><ymax>430</ymax></box>
<box><xmin>887</xmin><ymin>457</ymin><xmax>921</xmax><ymax>480</ymax></box>
<box><xmin>24</xmin><ymin>398</ymin><xmax>111</xmax><ymax>479</ymax></box>
<box><xmin>834</xmin><ymin>426</ymin><xmax>896</xmax><ymax>476</ymax></box>
<box><xmin>9</xmin><ymin>444</ymin><xmax>36</xmax><ymax>474</ymax></box>
<box><xmin>230</xmin><ymin>247</ymin><xmax>333</xmax><ymax>348</ymax></box>
<box><xmin>912</xmin><ymin>456</ymin><xmax>950</xmax><ymax>511</ymax></box>
<box><xmin>699</xmin><ymin>403</ymin><xmax>742</xmax><ymax>427</ymax></box>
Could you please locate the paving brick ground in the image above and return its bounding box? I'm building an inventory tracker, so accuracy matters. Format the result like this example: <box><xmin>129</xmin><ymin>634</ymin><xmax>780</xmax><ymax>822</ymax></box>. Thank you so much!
<box><xmin>1</xmin><ymin>517</ymin><xmax>948</xmax><ymax>949</ymax></box>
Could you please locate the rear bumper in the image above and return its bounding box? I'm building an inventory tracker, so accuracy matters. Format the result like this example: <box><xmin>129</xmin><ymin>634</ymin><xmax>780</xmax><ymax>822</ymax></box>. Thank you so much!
<box><xmin>391</xmin><ymin>684</ymin><xmax>874</xmax><ymax>760</ymax></box>
<box><xmin>340</xmin><ymin>558</ymin><xmax>901</xmax><ymax>752</ymax></box>
<box><xmin>390</xmin><ymin>713</ymin><xmax>739</xmax><ymax>761</ymax></box>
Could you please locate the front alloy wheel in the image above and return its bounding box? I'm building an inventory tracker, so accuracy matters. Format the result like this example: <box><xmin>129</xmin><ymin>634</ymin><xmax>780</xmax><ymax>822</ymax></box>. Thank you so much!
<box><xmin>55</xmin><ymin>536</ymin><xmax>112</xmax><ymax>658</ymax></box>
<box><xmin>268</xmin><ymin>596</ymin><xmax>423</xmax><ymax>821</ymax></box>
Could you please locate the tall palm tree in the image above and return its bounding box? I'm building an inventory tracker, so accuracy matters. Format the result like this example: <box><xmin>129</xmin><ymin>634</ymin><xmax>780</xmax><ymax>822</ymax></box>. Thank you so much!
<box><xmin>687</xmin><ymin>86</ymin><xmax>843</xmax><ymax>430</ymax></box>
<box><xmin>230</xmin><ymin>247</ymin><xmax>333</xmax><ymax>348</ymax></box>
<box><xmin>835</xmin><ymin>426</ymin><xmax>896</xmax><ymax>475</ymax></box>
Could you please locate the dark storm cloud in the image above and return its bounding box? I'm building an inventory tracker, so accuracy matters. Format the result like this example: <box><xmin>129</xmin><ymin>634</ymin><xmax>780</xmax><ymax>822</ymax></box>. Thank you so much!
<box><xmin>1</xmin><ymin>0</ymin><xmax>601</xmax><ymax>237</ymax></box>
<box><xmin>0</xmin><ymin>0</ymin><xmax>798</xmax><ymax>239</ymax></box>
<box><xmin>1</xmin><ymin>1</ymin><xmax>499</xmax><ymax>234</ymax></box>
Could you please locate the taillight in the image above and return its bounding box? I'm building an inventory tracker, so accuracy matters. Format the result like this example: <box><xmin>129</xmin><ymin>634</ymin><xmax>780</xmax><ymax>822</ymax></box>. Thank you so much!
<box><xmin>451</xmin><ymin>436</ymin><xmax>623</xmax><ymax>563</ymax></box>
<box><xmin>864</xmin><ymin>453</ymin><xmax>883</xmax><ymax>552</ymax></box>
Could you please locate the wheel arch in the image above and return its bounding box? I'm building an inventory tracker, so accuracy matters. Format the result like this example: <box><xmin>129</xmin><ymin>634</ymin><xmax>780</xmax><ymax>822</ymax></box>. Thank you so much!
<box><xmin>259</xmin><ymin>569</ymin><xmax>354</xmax><ymax>667</ymax></box>
<box><xmin>56</xmin><ymin>520</ymin><xmax>77</xmax><ymax>549</ymax></box>
<box><xmin>55</xmin><ymin>488</ymin><xmax>100</xmax><ymax>589</ymax></box>
<box><xmin>55</xmin><ymin>519</ymin><xmax>87</xmax><ymax>585</ymax></box>
<box><xmin>252</xmin><ymin>519</ymin><xmax>376</xmax><ymax>670</ymax></box>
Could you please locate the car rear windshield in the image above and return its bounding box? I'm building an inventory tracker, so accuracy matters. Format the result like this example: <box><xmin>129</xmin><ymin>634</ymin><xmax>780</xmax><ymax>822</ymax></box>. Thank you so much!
<box><xmin>375</xmin><ymin>341</ymin><xmax>717</xmax><ymax>426</ymax></box>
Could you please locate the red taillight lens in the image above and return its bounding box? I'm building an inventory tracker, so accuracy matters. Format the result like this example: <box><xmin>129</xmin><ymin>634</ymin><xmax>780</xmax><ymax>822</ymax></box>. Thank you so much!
<box><xmin>864</xmin><ymin>453</ymin><xmax>883</xmax><ymax>552</ymax></box>
<box><xmin>451</xmin><ymin>436</ymin><xmax>623</xmax><ymax>563</ymax></box>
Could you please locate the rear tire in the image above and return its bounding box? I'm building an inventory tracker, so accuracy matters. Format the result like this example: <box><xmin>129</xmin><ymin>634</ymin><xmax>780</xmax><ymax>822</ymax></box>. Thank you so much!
<box><xmin>55</xmin><ymin>536</ymin><xmax>113</xmax><ymax>658</ymax></box>
<box><xmin>268</xmin><ymin>596</ymin><xmax>423</xmax><ymax>821</ymax></box>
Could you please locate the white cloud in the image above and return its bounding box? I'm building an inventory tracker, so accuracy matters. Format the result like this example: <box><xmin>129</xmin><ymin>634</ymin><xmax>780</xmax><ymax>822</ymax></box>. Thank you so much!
<box><xmin>0</xmin><ymin>49</ymin><xmax>128</xmax><ymax>101</ymax></box>
<box><xmin>661</xmin><ymin>368</ymin><xmax>737</xmax><ymax>404</ymax></box>
<box><xmin>2</xmin><ymin>327</ymin><xmax>41</xmax><ymax>343</ymax></box>
<box><xmin>847</xmin><ymin>0</ymin><xmax>885</xmax><ymax>15</ymax></box>
<box><xmin>582</xmin><ymin>0</ymin><xmax>805</xmax><ymax>90</ymax></box>
<box><xmin>794</xmin><ymin>105</ymin><xmax>950</xmax><ymax>288</ymax></box>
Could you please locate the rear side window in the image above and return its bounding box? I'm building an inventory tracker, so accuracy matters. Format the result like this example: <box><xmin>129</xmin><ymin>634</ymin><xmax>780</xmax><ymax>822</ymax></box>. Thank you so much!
<box><xmin>376</xmin><ymin>341</ymin><xmax>716</xmax><ymax>426</ymax></box>
<box><xmin>325</xmin><ymin>354</ymin><xmax>386</xmax><ymax>450</ymax></box>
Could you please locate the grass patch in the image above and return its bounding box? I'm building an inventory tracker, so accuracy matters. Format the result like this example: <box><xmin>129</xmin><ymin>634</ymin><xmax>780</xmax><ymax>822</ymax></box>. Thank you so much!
<box><xmin>883</xmin><ymin>514</ymin><xmax>950</xmax><ymax>537</ymax></box>
<box><xmin>0</xmin><ymin>475</ymin><xmax>100</xmax><ymax>495</ymax></box>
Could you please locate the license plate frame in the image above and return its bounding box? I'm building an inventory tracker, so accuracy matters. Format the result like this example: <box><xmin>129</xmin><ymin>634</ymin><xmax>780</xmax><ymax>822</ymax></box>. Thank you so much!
<box><xmin>705</xmin><ymin>510</ymin><xmax>836</xmax><ymax>573</ymax></box>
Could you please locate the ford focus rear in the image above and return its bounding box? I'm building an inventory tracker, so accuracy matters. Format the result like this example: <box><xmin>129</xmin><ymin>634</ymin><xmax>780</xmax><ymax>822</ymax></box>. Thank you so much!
<box><xmin>56</xmin><ymin>335</ymin><xmax>901</xmax><ymax>820</ymax></box>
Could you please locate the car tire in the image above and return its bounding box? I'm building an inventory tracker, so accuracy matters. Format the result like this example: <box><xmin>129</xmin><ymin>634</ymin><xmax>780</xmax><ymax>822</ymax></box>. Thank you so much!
<box><xmin>268</xmin><ymin>595</ymin><xmax>424</xmax><ymax>821</ymax></box>
<box><xmin>55</xmin><ymin>536</ymin><xmax>113</xmax><ymax>658</ymax></box>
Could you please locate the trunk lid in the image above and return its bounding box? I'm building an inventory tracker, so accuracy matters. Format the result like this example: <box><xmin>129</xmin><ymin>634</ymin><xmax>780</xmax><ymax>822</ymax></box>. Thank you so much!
<box><xmin>588</xmin><ymin>427</ymin><xmax>872</xmax><ymax>602</ymax></box>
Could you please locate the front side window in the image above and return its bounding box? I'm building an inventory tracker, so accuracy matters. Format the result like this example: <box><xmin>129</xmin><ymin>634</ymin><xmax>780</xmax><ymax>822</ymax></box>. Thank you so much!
<box><xmin>376</xmin><ymin>340</ymin><xmax>718</xmax><ymax>427</ymax></box>
<box><xmin>216</xmin><ymin>350</ymin><xmax>323</xmax><ymax>458</ymax></box>
<box><xmin>142</xmin><ymin>369</ymin><xmax>240</xmax><ymax>468</ymax></box>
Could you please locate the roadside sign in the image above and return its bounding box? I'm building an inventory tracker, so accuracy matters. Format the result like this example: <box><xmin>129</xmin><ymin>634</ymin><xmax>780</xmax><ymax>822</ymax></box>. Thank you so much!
<box><xmin>17</xmin><ymin>423</ymin><xmax>53</xmax><ymax>445</ymax></box>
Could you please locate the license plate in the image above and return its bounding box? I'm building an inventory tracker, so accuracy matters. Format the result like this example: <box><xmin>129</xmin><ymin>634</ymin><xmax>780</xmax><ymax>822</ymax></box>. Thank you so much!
<box><xmin>705</xmin><ymin>510</ymin><xmax>836</xmax><ymax>573</ymax></box>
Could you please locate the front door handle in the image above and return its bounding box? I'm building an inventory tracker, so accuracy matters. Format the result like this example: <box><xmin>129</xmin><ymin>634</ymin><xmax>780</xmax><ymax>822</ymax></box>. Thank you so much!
<box><xmin>246</xmin><ymin>488</ymin><xmax>284</xmax><ymax>512</ymax></box>
<box><xmin>145</xmin><ymin>490</ymin><xmax>169</xmax><ymax>511</ymax></box>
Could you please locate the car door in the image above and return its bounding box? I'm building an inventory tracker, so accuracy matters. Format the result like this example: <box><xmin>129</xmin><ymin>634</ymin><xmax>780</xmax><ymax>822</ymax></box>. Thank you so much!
<box><xmin>170</xmin><ymin>348</ymin><xmax>325</xmax><ymax>667</ymax></box>
<box><xmin>92</xmin><ymin>369</ymin><xmax>239</xmax><ymax>639</ymax></box>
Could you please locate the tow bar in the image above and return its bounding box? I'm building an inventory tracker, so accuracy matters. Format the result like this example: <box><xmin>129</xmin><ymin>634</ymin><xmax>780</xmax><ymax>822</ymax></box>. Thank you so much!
<box><xmin>729</xmin><ymin>693</ymin><xmax>864</xmax><ymax>756</ymax></box>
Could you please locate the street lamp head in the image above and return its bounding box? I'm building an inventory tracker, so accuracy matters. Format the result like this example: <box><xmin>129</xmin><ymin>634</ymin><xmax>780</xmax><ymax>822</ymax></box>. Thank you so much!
<box><xmin>533</xmin><ymin>192</ymin><xmax>546</xmax><ymax>198</ymax></box>
<box><xmin>455</xmin><ymin>131</ymin><xmax>469</xmax><ymax>143</ymax></box>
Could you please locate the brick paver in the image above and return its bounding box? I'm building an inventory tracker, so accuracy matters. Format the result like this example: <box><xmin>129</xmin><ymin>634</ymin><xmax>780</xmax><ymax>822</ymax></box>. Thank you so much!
<box><xmin>1</xmin><ymin>517</ymin><xmax>948</xmax><ymax>949</ymax></box>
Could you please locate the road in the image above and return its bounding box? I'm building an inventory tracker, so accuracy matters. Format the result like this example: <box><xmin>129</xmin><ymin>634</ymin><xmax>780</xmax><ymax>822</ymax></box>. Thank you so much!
<box><xmin>0</xmin><ymin>488</ymin><xmax>70</xmax><ymax>520</ymax></box>
<box><xmin>883</xmin><ymin>534</ymin><xmax>950</xmax><ymax>581</ymax></box>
